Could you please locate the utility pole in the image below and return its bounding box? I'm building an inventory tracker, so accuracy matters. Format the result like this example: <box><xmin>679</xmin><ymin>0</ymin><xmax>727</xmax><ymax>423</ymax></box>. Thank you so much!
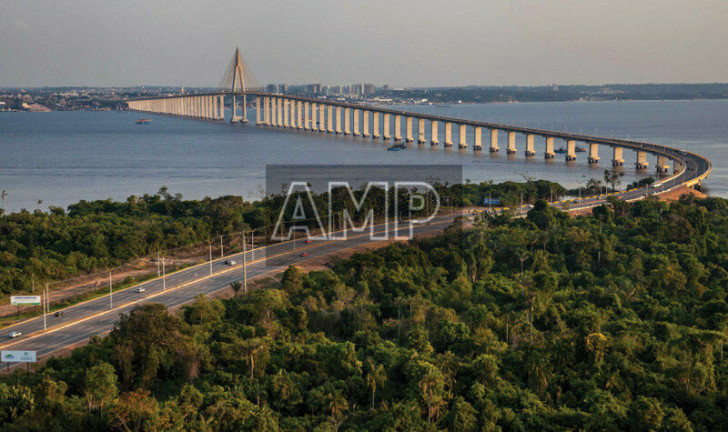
<box><xmin>220</xmin><ymin>235</ymin><xmax>224</xmax><ymax>259</ymax></box>
<box><xmin>242</xmin><ymin>232</ymin><xmax>248</xmax><ymax>295</ymax></box>
<box><xmin>162</xmin><ymin>256</ymin><xmax>167</xmax><ymax>291</ymax></box>
<box><xmin>208</xmin><ymin>241</ymin><xmax>213</xmax><ymax>275</ymax></box>
<box><xmin>43</xmin><ymin>284</ymin><xmax>48</xmax><ymax>331</ymax></box>
<box><xmin>156</xmin><ymin>252</ymin><xmax>160</xmax><ymax>277</ymax></box>
<box><xmin>109</xmin><ymin>271</ymin><xmax>113</xmax><ymax>310</ymax></box>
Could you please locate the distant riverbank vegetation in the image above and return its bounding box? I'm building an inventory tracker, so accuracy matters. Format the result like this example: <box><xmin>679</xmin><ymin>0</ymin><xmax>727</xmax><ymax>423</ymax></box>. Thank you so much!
<box><xmin>2</xmin><ymin>195</ymin><xmax>728</xmax><ymax>430</ymax></box>
<box><xmin>0</xmin><ymin>181</ymin><xmax>565</xmax><ymax>297</ymax></box>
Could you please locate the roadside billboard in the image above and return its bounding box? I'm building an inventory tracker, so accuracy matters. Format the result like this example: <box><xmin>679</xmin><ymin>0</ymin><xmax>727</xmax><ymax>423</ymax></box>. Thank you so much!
<box><xmin>10</xmin><ymin>296</ymin><xmax>41</xmax><ymax>306</ymax></box>
<box><xmin>1</xmin><ymin>351</ymin><xmax>37</xmax><ymax>362</ymax></box>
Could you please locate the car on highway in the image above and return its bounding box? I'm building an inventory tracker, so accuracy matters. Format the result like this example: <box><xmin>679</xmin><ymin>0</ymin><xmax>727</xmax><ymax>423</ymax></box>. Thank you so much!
<box><xmin>9</xmin><ymin>331</ymin><xmax>21</xmax><ymax>338</ymax></box>
<box><xmin>225</xmin><ymin>260</ymin><xmax>237</xmax><ymax>265</ymax></box>
<box><xmin>305</xmin><ymin>239</ymin><xmax>312</xmax><ymax>244</ymax></box>
<box><xmin>300</xmin><ymin>252</ymin><xmax>308</xmax><ymax>257</ymax></box>
<box><xmin>54</xmin><ymin>311</ymin><xmax>64</xmax><ymax>318</ymax></box>
<box><xmin>135</xmin><ymin>287</ymin><xmax>146</xmax><ymax>293</ymax></box>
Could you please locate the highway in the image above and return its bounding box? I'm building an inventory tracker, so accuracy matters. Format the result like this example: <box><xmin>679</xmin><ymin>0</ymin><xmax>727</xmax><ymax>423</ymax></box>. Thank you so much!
<box><xmin>0</xmin><ymin>216</ymin><xmax>457</xmax><ymax>370</ymax></box>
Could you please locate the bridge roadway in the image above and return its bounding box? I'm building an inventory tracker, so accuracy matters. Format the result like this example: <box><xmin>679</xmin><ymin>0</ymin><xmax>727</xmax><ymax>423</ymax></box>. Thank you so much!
<box><xmin>0</xmin><ymin>216</ymin><xmax>457</xmax><ymax>371</ymax></box>
<box><xmin>126</xmin><ymin>90</ymin><xmax>711</xmax><ymax>189</ymax></box>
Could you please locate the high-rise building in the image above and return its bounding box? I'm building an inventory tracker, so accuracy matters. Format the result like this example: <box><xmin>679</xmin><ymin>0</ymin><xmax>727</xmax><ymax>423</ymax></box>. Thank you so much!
<box><xmin>279</xmin><ymin>84</ymin><xmax>288</xmax><ymax>93</ymax></box>
<box><xmin>266</xmin><ymin>84</ymin><xmax>278</xmax><ymax>93</ymax></box>
<box><xmin>364</xmin><ymin>83</ymin><xmax>375</xmax><ymax>96</ymax></box>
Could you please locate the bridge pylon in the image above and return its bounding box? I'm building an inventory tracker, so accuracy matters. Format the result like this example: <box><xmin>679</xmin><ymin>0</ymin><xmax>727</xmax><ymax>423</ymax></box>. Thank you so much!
<box><xmin>220</xmin><ymin>47</ymin><xmax>259</xmax><ymax>123</ymax></box>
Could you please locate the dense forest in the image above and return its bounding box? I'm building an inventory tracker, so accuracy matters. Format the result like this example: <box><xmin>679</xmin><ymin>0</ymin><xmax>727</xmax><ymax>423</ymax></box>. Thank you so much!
<box><xmin>1</xmin><ymin>194</ymin><xmax>727</xmax><ymax>431</ymax></box>
<box><xmin>0</xmin><ymin>181</ymin><xmax>564</xmax><ymax>296</ymax></box>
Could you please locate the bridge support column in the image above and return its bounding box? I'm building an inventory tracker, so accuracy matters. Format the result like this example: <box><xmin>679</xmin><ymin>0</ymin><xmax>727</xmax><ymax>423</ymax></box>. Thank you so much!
<box><xmin>383</xmin><ymin>113</ymin><xmax>391</xmax><ymax>140</ymax></box>
<box><xmin>283</xmin><ymin>100</ymin><xmax>290</xmax><ymax>128</ymax></box>
<box><xmin>418</xmin><ymin>119</ymin><xmax>426</xmax><ymax>144</ymax></box>
<box><xmin>507</xmin><ymin>132</ymin><xmax>517</xmax><ymax>154</ymax></box>
<box><xmin>271</xmin><ymin>98</ymin><xmax>278</xmax><ymax>126</ymax></box>
<box><xmin>335</xmin><ymin>106</ymin><xmax>342</xmax><ymax>134</ymax></box>
<box><xmin>490</xmin><ymin>129</ymin><xmax>499</xmax><ymax>152</ymax></box>
<box><xmin>327</xmin><ymin>106</ymin><xmax>334</xmax><ymax>133</ymax></box>
<box><xmin>310</xmin><ymin>103</ymin><xmax>317</xmax><ymax>130</ymax></box>
<box><xmin>525</xmin><ymin>134</ymin><xmax>536</xmax><ymax>156</ymax></box>
<box><xmin>319</xmin><ymin>104</ymin><xmax>326</xmax><ymax>132</ymax></box>
<box><xmin>430</xmin><ymin>121</ymin><xmax>439</xmax><ymax>145</ymax></box>
<box><xmin>406</xmin><ymin>117</ymin><xmax>414</xmax><ymax>143</ymax></box>
<box><xmin>303</xmin><ymin>102</ymin><xmax>310</xmax><ymax>130</ymax></box>
<box><xmin>255</xmin><ymin>97</ymin><xmax>261</xmax><ymax>125</ymax></box>
<box><xmin>344</xmin><ymin>108</ymin><xmax>351</xmax><ymax>135</ymax></box>
<box><xmin>458</xmin><ymin>124</ymin><xmax>467</xmax><ymax>148</ymax></box>
<box><xmin>297</xmin><ymin>101</ymin><xmax>303</xmax><ymax>129</ymax></box>
<box><xmin>353</xmin><ymin>109</ymin><xmax>360</xmax><ymax>136</ymax></box>
<box><xmin>290</xmin><ymin>100</ymin><xmax>297</xmax><ymax>129</ymax></box>
<box><xmin>612</xmin><ymin>147</ymin><xmax>624</xmax><ymax>166</ymax></box>
<box><xmin>544</xmin><ymin>137</ymin><xmax>555</xmax><ymax>158</ymax></box>
<box><xmin>474</xmin><ymin>127</ymin><xmax>482</xmax><ymax>150</ymax></box>
<box><xmin>372</xmin><ymin>112</ymin><xmax>380</xmax><ymax>138</ymax></box>
<box><xmin>362</xmin><ymin>111</ymin><xmax>370</xmax><ymax>137</ymax></box>
<box><xmin>444</xmin><ymin>123</ymin><xmax>453</xmax><ymax>147</ymax></box>
<box><xmin>263</xmin><ymin>97</ymin><xmax>270</xmax><ymax>125</ymax></box>
<box><xmin>394</xmin><ymin>115</ymin><xmax>402</xmax><ymax>142</ymax></box>
<box><xmin>588</xmin><ymin>142</ymin><xmax>600</xmax><ymax>164</ymax></box>
<box><xmin>566</xmin><ymin>140</ymin><xmax>577</xmax><ymax>161</ymax></box>
<box><xmin>656</xmin><ymin>155</ymin><xmax>670</xmax><ymax>173</ymax></box>
<box><xmin>635</xmin><ymin>151</ymin><xmax>649</xmax><ymax>170</ymax></box>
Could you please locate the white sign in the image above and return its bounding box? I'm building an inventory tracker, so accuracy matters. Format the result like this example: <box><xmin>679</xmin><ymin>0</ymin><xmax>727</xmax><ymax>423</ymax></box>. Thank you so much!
<box><xmin>1</xmin><ymin>350</ymin><xmax>37</xmax><ymax>362</ymax></box>
<box><xmin>10</xmin><ymin>296</ymin><xmax>41</xmax><ymax>306</ymax></box>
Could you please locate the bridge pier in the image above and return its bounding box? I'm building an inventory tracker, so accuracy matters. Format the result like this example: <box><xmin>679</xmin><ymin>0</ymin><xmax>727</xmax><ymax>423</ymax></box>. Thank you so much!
<box><xmin>458</xmin><ymin>124</ymin><xmax>467</xmax><ymax>148</ymax></box>
<box><xmin>344</xmin><ymin>108</ymin><xmax>351</xmax><ymax>135</ymax></box>
<box><xmin>612</xmin><ymin>147</ymin><xmax>624</xmax><ymax>166</ymax></box>
<box><xmin>255</xmin><ymin>97</ymin><xmax>261</xmax><ymax>125</ymax></box>
<box><xmin>444</xmin><ymin>122</ymin><xmax>453</xmax><ymax>147</ymax></box>
<box><xmin>565</xmin><ymin>140</ymin><xmax>577</xmax><ymax>161</ymax></box>
<box><xmin>635</xmin><ymin>151</ymin><xmax>649</xmax><ymax>170</ymax></box>
<box><xmin>588</xmin><ymin>142</ymin><xmax>599</xmax><ymax>164</ymax></box>
<box><xmin>394</xmin><ymin>115</ymin><xmax>402</xmax><ymax>142</ymax></box>
<box><xmin>430</xmin><ymin>121</ymin><xmax>439</xmax><ymax>145</ymax></box>
<box><xmin>525</xmin><ymin>134</ymin><xmax>536</xmax><ymax>156</ymax></box>
<box><xmin>490</xmin><ymin>129</ymin><xmax>499</xmax><ymax>152</ymax></box>
<box><xmin>373</xmin><ymin>112</ymin><xmax>380</xmax><ymax>138</ymax></box>
<box><xmin>319</xmin><ymin>104</ymin><xmax>326</xmax><ymax>132</ymax></box>
<box><xmin>474</xmin><ymin>127</ymin><xmax>483</xmax><ymax>150</ymax></box>
<box><xmin>544</xmin><ymin>137</ymin><xmax>555</xmax><ymax>158</ymax></box>
<box><xmin>353</xmin><ymin>109</ymin><xmax>360</xmax><ymax>136</ymax></box>
<box><xmin>363</xmin><ymin>111</ymin><xmax>370</xmax><ymax>137</ymax></box>
<box><xmin>297</xmin><ymin>101</ymin><xmax>303</xmax><ymax>129</ymax></box>
<box><xmin>406</xmin><ymin>117</ymin><xmax>414</xmax><ymax>143</ymax></box>
<box><xmin>418</xmin><ymin>119</ymin><xmax>426</xmax><ymax>144</ymax></box>
<box><xmin>507</xmin><ymin>131</ymin><xmax>517</xmax><ymax>154</ymax></box>
<box><xmin>303</xmin><ymin>102</ymin><xmax>310</xmax><ymax>130</ymax></box>
<box><xmin>290</xmin><ymin>100</ymin><xmax>297</xmax><ymax>129</ymax></box>
<box><xmin>383</xmin><ymin>113</ymin><xmax>391</xmax><ymax>140</ymax></box>
<box><xmin>656</xmin><ymin>155</ymin><xmax>670</xmax><ymax>173</ymax></box>
<box><xmin>327</xmin><ymin>106</ymin><xmax>334</xmax><ymax>133</ymax></box>
<box><xmin>310</xmin><ymin>103</ymin><xmax>317</xmax><ymax>130</ymax></box>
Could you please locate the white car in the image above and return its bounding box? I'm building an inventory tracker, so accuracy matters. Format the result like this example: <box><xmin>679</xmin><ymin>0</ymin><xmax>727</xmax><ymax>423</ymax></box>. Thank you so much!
<box><xmin>225</xmin><ymin>260</ymin><xmax>237</xmax><ymax>266</ymax></box>
<box><xmin>9</xmin><ymin>331</ymin><xmax>21</xmax><ymax>338</ymax></box>
<box><xmin>135</xmin><ymin>287</ymin><xmax>146</xmax><ymax>293</ymax></box>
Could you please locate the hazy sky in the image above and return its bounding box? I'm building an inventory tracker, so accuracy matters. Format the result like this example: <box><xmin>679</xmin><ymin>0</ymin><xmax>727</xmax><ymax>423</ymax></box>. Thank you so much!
<box><xmin>1</xmin><ymin>0</ymin><xmax>726</xmax><ymax>87</ymax></box>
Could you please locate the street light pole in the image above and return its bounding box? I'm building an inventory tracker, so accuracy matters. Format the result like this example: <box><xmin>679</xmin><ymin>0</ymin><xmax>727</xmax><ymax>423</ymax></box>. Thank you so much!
<box><xmin>242</xmin><ymin>232</ymin><xmax>248</xmax><ymax>295</ymax></box>
<box><xmin>43</xmin><ymin>284</ymin><xmax>47</xmax><ymax>331</ymax></box>
<box><xmin>109</xmin><ymin>271</ymin><xmax>113</xmax><ymax>310</ymax></box>
<box><xmin>162</xmin><ymin>256</ymin><xmax>167</xmax><ymax>291</ymax></box>
<box><xmin>220</xmin><ymin>235</ymin><xmax>224</xmax><ymax>259</ymax></box>
<box><xmin>208</xmin><ymin>242</ymin><xmax>213</xmax><ymax>275</ymax></box>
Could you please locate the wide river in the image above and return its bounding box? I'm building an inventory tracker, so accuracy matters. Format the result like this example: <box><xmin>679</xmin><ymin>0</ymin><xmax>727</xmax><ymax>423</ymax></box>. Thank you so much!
<box><xmin>0</xmin><ymin>99</ymin><xmax>726</xmax><ymax>212</ymax></box>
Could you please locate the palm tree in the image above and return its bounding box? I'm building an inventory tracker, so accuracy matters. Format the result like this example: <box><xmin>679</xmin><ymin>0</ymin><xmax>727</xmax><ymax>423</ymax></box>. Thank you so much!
<box><xmin>365</xmin><ymin>358</ymin><xmax>387</xmax><ymax>409</ymax></box>
<box><xmin>229</xmin><ymin>281</ymin><xmax>242</xmax><ymax>297</ymax></box>
<box><xmin>327</xmin><ymin>388</ymin><xmax>348</xmax><ymax>432</ymax></box>
<box><xmin>419</xmin><ymin>370</ymin><xmax>444</xmax><ymax>423</ymax></box>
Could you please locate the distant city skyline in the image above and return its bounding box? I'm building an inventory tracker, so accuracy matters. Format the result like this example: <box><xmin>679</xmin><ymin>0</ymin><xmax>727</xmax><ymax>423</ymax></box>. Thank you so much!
<box><xmin>1</xmin><ymin>0</ymin><xmax>726</xmax><ymax>88</ymax></box>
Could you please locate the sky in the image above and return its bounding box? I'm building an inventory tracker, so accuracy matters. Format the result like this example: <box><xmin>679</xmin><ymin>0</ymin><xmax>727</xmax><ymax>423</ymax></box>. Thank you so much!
<box><xmin>1</xmin><ymin>0</ymin><xmax>727</xmax><ymax>88</ymax></box>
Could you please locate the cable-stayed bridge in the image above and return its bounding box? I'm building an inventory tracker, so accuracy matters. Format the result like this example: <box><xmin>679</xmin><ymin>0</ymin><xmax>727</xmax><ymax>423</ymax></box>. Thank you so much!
<box><xmin>126</xmin><ymin>49</ymin><xmax>711</xmax><ymax>191</ymax></box>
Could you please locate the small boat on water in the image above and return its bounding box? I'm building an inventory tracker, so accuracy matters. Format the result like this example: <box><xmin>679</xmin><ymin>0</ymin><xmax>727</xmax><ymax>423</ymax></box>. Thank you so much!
<box><xmin>575</xmin><ymin>146</ymin><xmax>587</xmax><ymax>152</ymax></box>
<box><xmin>388</xmin><ymin>143</ymin><xmax>406</xmax><ymax>151</ymax></box>
<box><xmin>554</xmin><ymin>147</ymin><xmax>567</xmax><ymax>154</ymax></box>
<box><xmin>135</xmin><ymin>118</ymin><xmax>154</xmax><ymax>124</ymax></box>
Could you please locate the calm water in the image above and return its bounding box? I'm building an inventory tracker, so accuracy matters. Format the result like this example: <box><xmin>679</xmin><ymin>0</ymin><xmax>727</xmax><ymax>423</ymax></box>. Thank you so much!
<box><xmin>0</xmin><ymin>100</ymin><xmax>726</xmax><ymax>212</ymax></box>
